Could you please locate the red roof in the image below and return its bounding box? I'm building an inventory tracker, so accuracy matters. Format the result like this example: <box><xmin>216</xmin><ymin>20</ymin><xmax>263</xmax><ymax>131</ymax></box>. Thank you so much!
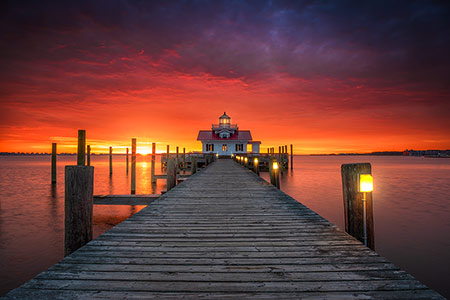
<box><xmin>197</xmin><ymin>130</ymin><xmax>252</xmax><ymax>141</ymax></box>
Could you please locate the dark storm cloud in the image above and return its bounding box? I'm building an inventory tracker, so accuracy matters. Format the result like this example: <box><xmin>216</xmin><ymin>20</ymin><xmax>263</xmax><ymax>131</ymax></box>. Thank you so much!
<box><xmin>1</xmin><ymin>0</ymin><xmax>450</xmax><ymax>91</ymax></box>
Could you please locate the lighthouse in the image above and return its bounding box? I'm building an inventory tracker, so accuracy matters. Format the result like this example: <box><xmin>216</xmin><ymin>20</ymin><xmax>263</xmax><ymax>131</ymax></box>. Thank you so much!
<box><xmin>197</xmin><ymin>112</ymin><xmax>261</xmax><ymax>156</ymax></box>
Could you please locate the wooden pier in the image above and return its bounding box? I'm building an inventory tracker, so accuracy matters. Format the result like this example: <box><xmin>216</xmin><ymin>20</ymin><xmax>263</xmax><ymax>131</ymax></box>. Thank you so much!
<box><xmin>5</xmin><ymin>159</ymin><xmax>443</xmax><ymax>299</ymax></box>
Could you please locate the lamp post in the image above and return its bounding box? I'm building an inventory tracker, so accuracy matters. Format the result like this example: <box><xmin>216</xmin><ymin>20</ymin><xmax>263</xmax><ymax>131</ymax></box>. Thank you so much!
<box><xmin>359</xmin><ymin>174</ymin><xmax>373</xmax><ymax>247</ymax></box>
<box><xmin>244</xmin><ymin>157</ymin><xmax>248</xmax><ymax>167</ymax></box>
<box><xmin>253</xmin><ymin>157</ymin><xmax>259</xmax><ymax>175</ymax></box>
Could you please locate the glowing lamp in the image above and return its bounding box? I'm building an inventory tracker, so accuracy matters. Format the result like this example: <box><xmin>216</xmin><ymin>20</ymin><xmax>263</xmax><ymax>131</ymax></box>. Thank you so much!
<box><xmin>273</xmin><ymin>162</ymin><xmax>279</xmax><ymax>170</ymax></box>
<box><xmin>359</xmin><ymin>174</ymin><xmax>373</xmax><ymax>193</ymax></box>
<box><xmin>244</xmin><ymin>157</ymin><xmax>248</xmax><ymax>163</ymax></box>
<box><xmin>254</xmin><ymin>158</ymin><xmax>258</xmax><ymax>165</ymax></box>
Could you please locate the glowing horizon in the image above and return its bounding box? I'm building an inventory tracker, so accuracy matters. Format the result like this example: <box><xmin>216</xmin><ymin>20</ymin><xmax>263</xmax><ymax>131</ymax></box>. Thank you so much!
<box><xmin>1</xmin><ymin>2</ymin><xmax>449</xmax><ymax>154</ymax></box>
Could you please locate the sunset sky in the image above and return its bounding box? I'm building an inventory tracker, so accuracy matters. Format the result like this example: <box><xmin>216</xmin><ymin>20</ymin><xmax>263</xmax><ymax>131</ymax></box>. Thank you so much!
<box><xmin>1</xmin><ymin>1</ymin><xmax>449</xmax><ymax>154</ymax></box>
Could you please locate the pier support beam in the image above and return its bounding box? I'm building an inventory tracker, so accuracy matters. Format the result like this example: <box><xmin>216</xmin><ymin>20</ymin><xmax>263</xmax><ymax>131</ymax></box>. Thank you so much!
<box><xmin>64</xmin><ymin>165</ymin><xmax>94</xmax><ymax>256</ymax></box>
<box><xmin>341</xmin><ymin>163</ymin><xmax>375</xmax><ymax>250</ymax></box>
<box><xmin>51</xmin><ymin>143</ymin><xmax>57</xmax><ymax>183</ymax></box>
<box><xmin>167</xmin><ymin>158</ymin><xmax>176</xmax><ymax>191</ymax></box>
<box><xmin>131</xmin><ymin>138</ymin><xmax>136</xmax><ymax>194</ymax></box>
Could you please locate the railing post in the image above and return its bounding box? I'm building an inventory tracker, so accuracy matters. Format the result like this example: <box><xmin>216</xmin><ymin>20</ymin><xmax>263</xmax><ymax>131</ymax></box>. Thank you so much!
<box><xmin>167</xmin><ymin>158</ymin><xmax>176</xmax><ymax>191</ymax></box>
<box><xmin>151</xmin><ymin>142</ymin><xmax>156</xmax><ymax>183</ymax></box>
<box><xmin>341</xmin><ymin>163</ymin><xmax>375</xmax><ymax>250</ymax></box>
<box><xmin>77</xmin><ymin>130</ymin><xmax>86</xmax><ymax>166</ymax></box>
<box><xmin>131</xmin><ymin>138</ymin><xmax>136</xmax><ymax>194</ymax></box>
<box><xmin>51</xmin><ymin>143</ymin><xmax>57</xmax><ymax>183</ymax></box>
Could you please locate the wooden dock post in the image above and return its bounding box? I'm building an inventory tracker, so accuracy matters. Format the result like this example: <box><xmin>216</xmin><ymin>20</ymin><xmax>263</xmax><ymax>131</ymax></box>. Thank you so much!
<box><xmin>126</xmin><ymin>148</ymin><xmax>129</xmax><ymax>174</ymax></box>
<box><xmin>176</xmin><ymin>146</ymin><xmax>179</xmax><ymax>172</ymax></box>
<box><xmin>166</xmin><ymin>158</ymin><xmax>176</xmax><ymax>191</ymax></box>
<box><xmin>51</xmin><ymin>143</ymin><xmax>57</xmax><ymax>183</ymax></box>
<box><xmin>77</xmin><ymin>130</ymin><xmax>86</xmax><ymax>166</ymax></box>
<box><xmin>166</xmin><ymin>145</ymin><xmax>170</xmax><ymax>160</ymax></box>
<box><xmin>341</xmin><ymin>163</ymin><xmax>375</xmax><ymax>250</ymax></box>
<box><xmin>86</xmin><ymin>145</ymin><xmax>91</xmax><ymax>166</ymax></box>
<box><xmin>183</xmin><ymin>148</ymin><xmax>186</xmax><ymax>170</ymax></box>
<box><xmin>64</xmin><ymin>165</ymin><xmax>94</xmax><ymax>256</ymax></box>
<box><xmin>151</xmin><ymin>142</ymin><xmax>156</xmax><ymax>183</ymax></box>
<box><xmin>109</xmin><ymin>147</ymin><xmax>113</xmax><ymax>176</ymax></box>
<box><xmin>290</xmin><ymin>144</ymin><xmax>293</xmax><ymax>170</ymax></box>
<box><xmin>191</xmin><ymin>156</ymin><xmax>197</xmax><ymax>174</ymax></box>
<box><xmin>131</xmin><ymin>138</ymin><xmax>136</xmax><ymax>194</ymax></box>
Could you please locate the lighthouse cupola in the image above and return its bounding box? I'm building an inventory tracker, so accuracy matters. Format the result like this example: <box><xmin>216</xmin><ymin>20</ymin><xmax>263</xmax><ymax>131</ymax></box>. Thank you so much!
<box><xmin>219</xmin><ymin>112</ymin><xmax>231</xmax><ymax>128</ymax></box>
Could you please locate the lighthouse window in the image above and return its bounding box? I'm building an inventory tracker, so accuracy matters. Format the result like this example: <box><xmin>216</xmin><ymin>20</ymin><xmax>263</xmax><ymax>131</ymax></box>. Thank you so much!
<box><xmin>222</xmin><ymin>144</ymin><xmax>227</xmax><ymax>151</ymax></box>
<box><xmin>235</xmin><ymin>144</ymin><xmax>243</xmax><ymax>151</ymax></box>
<box><xmin>206</xmin><ymin>144</ymin><xmax>214</xmax><ymax>151</ymax></box>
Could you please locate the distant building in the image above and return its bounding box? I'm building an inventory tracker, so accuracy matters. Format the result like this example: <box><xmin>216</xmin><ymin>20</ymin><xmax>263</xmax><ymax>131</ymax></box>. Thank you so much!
<box><xmin>197</xmin><ymin>112</ymin><xmax>261</xmax><ymax>156</ymax></box>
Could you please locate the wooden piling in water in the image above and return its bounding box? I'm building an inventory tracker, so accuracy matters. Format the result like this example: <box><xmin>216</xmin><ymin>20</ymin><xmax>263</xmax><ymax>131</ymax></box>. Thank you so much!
<box><xmin>109</xmin><ymin>147</ymin><xmax>113</xmax><ymax>176</ymax></box>
<box><xmin>341</xmin><ymin>163</ymin><xmax>375</xmax><ymax>250</ymax></box>
<box><xmin>131</xmin><ymin>138</ymin><xmax>136</xmax><ymax>194</ymax></box>
<box><xmin>151</xmin><ymin>142</ymin><xmax>156</xmax><ymax>183</ymax></box>
<box><xmin>126</xmin><ymin>148</ymin><xmax>129</xmax><ymax>174</ymax></box>
<box><xmin>166</xmin><ymin>145</ymin><xmax>170</xmax><ymax>160</ymax></box>
<box><xmin>290</xmin><ymin>144</ymin><xmax>293</xmax><ymax>170</ymax></box>
<box><xmin>64</xmin><ymin>165</ymin><xmax>94</xmax><ymax>256</ymax></box>
<box><xmin>86</xmin><ymin>145</ymin><xmax>91</xmax><ymax>166</ymax></box>
<box><xmin>166</xmin><ymin>158</ymin><xmax>176</xmax><ymax>191</ymax></box>
<box><xmin>77</xmin><ymin>130</ymin><xmax>86</xmax><ymax>166</ymax></box>
<box><xmin>51</xmin><ymin>143</ymin><xmax>57</xmax><ymax>183</ymax></box>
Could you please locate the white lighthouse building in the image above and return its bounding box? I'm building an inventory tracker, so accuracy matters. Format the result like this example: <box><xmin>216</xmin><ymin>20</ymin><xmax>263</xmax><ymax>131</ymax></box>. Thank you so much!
<box><xmin>197</xmin><ymin>112</ymin><xmax>261</xmax><ymax>156</ymax></box>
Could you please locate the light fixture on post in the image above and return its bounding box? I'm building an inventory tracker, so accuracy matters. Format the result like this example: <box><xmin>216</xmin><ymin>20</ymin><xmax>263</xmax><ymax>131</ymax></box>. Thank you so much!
<box><xmin>272</xmin><ymin>161</ymin><xmax>280</xmax><ymax>188</ymax></box>
<box><xmin>253</xmin><ymin>157</ymin><xmax>259</xmax><ymax>175</ymax></box>
<box><xmin>358</xmin><ymin>174</ymin><xmax>373</xmax><ymax>247</ymax></box>
<box><xmin>244</xmin><ymin>157</ymin><xmax>248</xmax><ymax>167</ymax></box>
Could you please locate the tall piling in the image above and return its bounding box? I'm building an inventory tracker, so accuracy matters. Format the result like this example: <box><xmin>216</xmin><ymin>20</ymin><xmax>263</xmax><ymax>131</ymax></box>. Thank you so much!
<box><xmin>86</xmin><ymin>145</ymin><xmax>91</xmax><ymax>166</ymax></box>
<box><xmin>77</xmin><ymin>130</ymin><xmax>86</xmax><ymax>166</ymax></box>
<box><xmin>131</xmin><ymin>138</ymin><xmax>136</xmax><ymax>194</ymax></box>
<box><xmin>51</xmin><ymin>143</ymin><xmax>57</xmax><ymax>183</ymax></box>
<box><xmin>126</xmin><ymin>148</ymin><xmax>129</xmax><ymax>174</ymax></box>
<box><xmin>290</xmin><ymin>144</ymin><xmax>293</xmax><ymax>170</ymax></box>
<box><xmin>109</xmin><ymin>147</ymin><xmax>113</xmax><ymax>176</ymax></box>
<box><xmin>341</xmin><ymin>163</ymin><xmax>375</xmax><ymax>250</ymax></box>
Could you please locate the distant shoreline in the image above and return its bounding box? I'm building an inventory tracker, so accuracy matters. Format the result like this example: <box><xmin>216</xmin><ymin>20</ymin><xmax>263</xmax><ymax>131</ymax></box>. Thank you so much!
<box><xmin>1</xmin><ymin>150</ymin><xmax>449</xmax><ymax>157</ymax></box>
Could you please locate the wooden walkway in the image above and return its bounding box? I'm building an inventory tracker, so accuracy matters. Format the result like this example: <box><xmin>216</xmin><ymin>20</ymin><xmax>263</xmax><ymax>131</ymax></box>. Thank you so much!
<box><xmin>5</xmin><ymin>160</ymin><xmax>443</xmax><ymax>299</ymax></box>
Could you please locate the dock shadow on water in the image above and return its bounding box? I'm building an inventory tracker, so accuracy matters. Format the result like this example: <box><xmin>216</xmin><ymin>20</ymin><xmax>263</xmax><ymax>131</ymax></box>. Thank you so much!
<box><xmin>0</xmin><ymin>154</ymin><xmax>166</xmax><ymax>296</ymax></box>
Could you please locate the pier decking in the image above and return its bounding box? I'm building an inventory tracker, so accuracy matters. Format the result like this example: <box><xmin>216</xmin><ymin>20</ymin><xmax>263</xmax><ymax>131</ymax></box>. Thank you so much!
<box><xmin>5</xmin><ymin>160</ymin><xmax>443</xmax><ymax>299</ymax></box>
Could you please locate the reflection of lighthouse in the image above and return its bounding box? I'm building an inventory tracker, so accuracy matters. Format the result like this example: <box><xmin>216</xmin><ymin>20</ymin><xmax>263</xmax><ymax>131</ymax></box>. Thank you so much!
<box><xmin>197</xmin><ymin>112</ymin><xmax>261</xmax><ymax>156</ymax></box>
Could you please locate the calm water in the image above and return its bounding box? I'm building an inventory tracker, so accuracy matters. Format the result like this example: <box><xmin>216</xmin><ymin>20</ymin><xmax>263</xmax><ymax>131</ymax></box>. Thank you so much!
<box><xmin>0</xmin><ymin>155</ymin><xmax>449</xmax><ymax>297</ymax></box>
